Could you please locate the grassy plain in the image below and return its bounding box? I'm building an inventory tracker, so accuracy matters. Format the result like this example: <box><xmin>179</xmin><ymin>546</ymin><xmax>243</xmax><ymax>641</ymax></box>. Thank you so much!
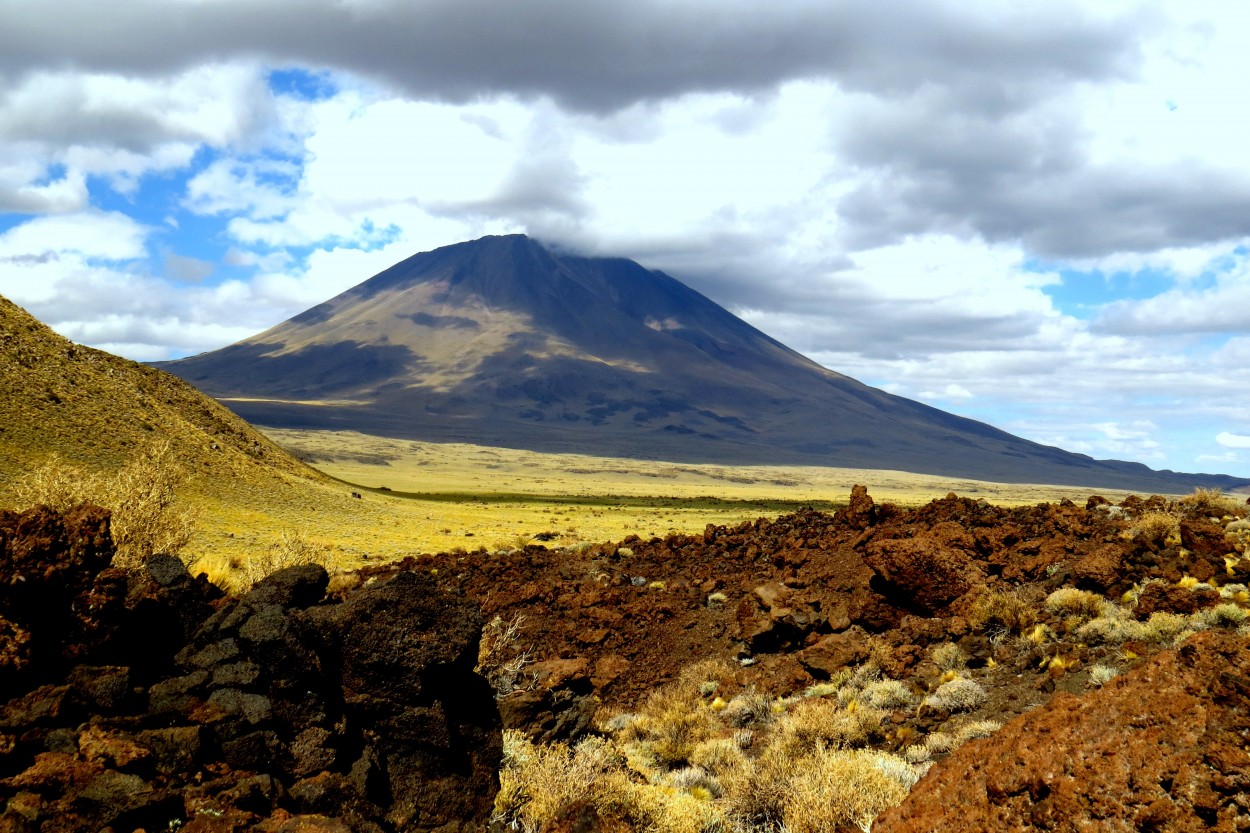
<box><xmin>253</xmin><ymin>428</ymin><xmax>1151</xmax><ymax>558</ymax></box>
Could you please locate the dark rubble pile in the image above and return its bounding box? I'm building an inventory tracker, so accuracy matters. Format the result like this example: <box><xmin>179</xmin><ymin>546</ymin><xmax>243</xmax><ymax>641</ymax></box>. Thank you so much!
<box><xmin>0</xmin><ymin>505</ymin><xmax>500</xmax><ymax>833</ymax></box>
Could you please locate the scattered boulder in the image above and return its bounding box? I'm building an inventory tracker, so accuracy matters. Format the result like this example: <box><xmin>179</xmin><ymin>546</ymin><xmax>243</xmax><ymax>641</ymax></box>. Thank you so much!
<box><xmin>1135</xmin><ymin>581</ymin><xmax>1220</xmax><ymax>618</ymax></box>
<box><xmin>865</xmin><ymin>536</ymin><xmax>985</xmax><ymax>615</ymax></box>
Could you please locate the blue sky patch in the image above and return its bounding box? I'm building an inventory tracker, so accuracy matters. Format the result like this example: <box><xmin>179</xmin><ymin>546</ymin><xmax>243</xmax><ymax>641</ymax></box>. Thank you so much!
<box><xmin>268</xmin><ymin>67</ymin><xmax>339</xmax><ymax>101</ymax></box>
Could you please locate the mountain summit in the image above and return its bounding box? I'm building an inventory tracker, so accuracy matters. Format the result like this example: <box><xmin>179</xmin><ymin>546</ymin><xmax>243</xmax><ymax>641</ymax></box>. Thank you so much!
<box><xmin>162</xmin><ymin>235</ymin><xmax>1245</xmax><ymax>492</ymax></box>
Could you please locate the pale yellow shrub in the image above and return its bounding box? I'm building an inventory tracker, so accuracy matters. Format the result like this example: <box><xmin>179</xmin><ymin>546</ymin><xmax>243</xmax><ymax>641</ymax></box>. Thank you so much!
<box><xmin>1179</xmin><ymin>487</ymin><xmax>1247</xmax><ymax>520</ymax></box>
<box><xmin>1142</xmin><ymin>611</ymin><xmax>1190</xmax><ymax>644</ymax></box>
<box><xmin>15</xmin><ymin>442</ymin><xmax>197</xmax><ymax>569</ymax></box>
<box><xmin>783</xmin><ymin>747</ymin><xmax>911</xmax><ymax>833</ymax></box>
<box><xmin>922</xmin><ymin>677</ymin><xmax>987</xmax><ymax>713</ymax></box>
<box><xmin>1074</xmin><ymin>606</ymin><xmax>1148</xmax><ymax>644</ymax></box>
<box><xmin>1045</xmin><ymin>587</ymin><xmax>1111</xmax><ymax>619</ymax></box>
<box><xmin>493</xmin><ymin>732</ymin><xmax>619</xmax><ymax>833</ymax></box>
<box><xmin>930</xmin><ymin>641</ymin><xmax>966</xmax><ymax>672</ymax></box>
<box><xmin>952</xmin><ymin>719</ymin><xmax>1001</xmax><ymax>743</ymax></box>
<box><xmin>1126</xmin><ymin>511</ymin><xmax>1182</xmax><ymax>546</ymax></box>
<box><xmin>239</xmin><ymin>530</ymin><xmax>332</xmax><ymax>589</ymax></box>
<box><xmin>769</xmin><ymin>698</ymin><xmax>885</xmax><ymax>759</ymax></box>
<box><xmin>861</xmin><ymin>679</ymin><xmax>915</xmax><ymax>709</ymax></box>
<box><xmin>721</xmin><ymin>689</ymin><xmax>774</xmax><ymax>729</ymax></box>
<box><xmin>968</xmin><ymin>588</ymin><xmax>1038</xmax><ymax>634</ymax></box>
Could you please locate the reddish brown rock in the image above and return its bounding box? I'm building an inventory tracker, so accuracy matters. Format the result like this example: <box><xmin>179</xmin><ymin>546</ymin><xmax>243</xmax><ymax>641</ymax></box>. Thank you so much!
<box><xmin>0</xmin><ymin>504</ymin><xmax>113</xmax><ymax>681</ymax></box>
<box><xmin>864</xmin><ymin>536</ymin><xmax>985</xmax><ymax>615</ymax></box>
<box><xmin>1135</xmin><ymin>581</ymin><xmax>1220</xmax><ymax>618</ymax></box>
<box><xmin>1073</xmin><ymin>544</ymin><xmax>1127</xmax><ymax>591</ymax></box>
<box><xmin>875</xmin><ymin>631</ymin><xmax>1250</xmax><ymax>833</ymax></box>
<box><xmin>797</xmin><ymin>628</ymin><xmax>872</xmax><ymax>678</ymax></box>
<box><xmin>845</xmin><ymin>484</ymin><xmax>876</xmax><ymax>528</ymax></box>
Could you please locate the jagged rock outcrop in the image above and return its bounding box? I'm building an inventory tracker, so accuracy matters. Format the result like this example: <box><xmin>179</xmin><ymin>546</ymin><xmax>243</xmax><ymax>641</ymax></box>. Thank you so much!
<box><xmin>0</xmin><ymin>505</ymin><xmax>501</xmax><ymax>832</ymax></box>
<box><xmin>875</xmin><ymin>630</ymin><xmax>1250</xmax><ymax>833</ymax></box>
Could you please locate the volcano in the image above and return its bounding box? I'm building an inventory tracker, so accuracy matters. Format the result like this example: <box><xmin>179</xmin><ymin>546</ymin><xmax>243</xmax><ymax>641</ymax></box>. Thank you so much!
<box><xmin>160</xmin><ymin>235</ymin><xmax>1246</xmax><ymax>492</ymax></box>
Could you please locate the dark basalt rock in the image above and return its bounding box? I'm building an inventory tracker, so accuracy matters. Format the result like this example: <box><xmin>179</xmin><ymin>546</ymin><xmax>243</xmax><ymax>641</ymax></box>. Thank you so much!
<box><xmin>0</xmin><ymin>506</ymin><xmax>502</xmax><ymax>832</ymax></box>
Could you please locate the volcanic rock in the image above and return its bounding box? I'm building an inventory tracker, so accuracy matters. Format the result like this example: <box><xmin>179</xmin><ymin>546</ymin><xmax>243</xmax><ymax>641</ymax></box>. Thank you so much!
<box><xmin>875</xmin><ymin>630</ymin><xmax>1250</xmax><ymax>832</ymax></box>
<box><xmin>864</xmin><ymin>536</ymin><xmax>985</xmax><ymax>615</ymax></box>
<box><xmin>0</xmin><ymin>506</ymin><xmax>502</xmax><ymax>832</ymax></box>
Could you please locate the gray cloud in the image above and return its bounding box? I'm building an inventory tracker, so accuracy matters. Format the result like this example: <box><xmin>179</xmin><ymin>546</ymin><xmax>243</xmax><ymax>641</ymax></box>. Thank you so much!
<box><xmin>0</xmin><ymin>0</ymin><xmax>1144</xmax><ymax>113</ymax></box>
<box><xmin>163</xmin><ymin>251</ymin><xmax>214</xmax><ymax>283</ymax></box>
<box><xmin>832</xmin><ymin>86</ymin><xmax>1250</xmax><ymax>259</ymax></box>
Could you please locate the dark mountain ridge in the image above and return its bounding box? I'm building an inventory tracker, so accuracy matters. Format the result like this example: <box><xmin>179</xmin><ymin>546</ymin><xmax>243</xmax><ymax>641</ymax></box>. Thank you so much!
<box><xmin>160</xmin><ymin>235</ymin><xmax>1249</xmax><ymax>493</ymax></box>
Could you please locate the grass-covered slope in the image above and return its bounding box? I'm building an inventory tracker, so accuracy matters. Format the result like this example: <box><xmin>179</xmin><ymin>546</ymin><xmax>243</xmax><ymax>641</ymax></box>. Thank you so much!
<box><xmin>0</xmin><ymin>294</ymin><xmax>426</xmax><ymax>569</ymax></box>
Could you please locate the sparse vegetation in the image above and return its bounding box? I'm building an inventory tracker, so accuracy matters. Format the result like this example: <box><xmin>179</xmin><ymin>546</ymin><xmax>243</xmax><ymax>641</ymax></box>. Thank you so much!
<box><xmin>1124</xmin><ymin>510</ymin><xmax>1182</xmax><ymax>546</ymax></box>
<box><xmin>14</xmin><ymin>442</ymin><xmax>197</xmax><ymax>569</ymax></box>
<box><xmin>968</xmin><ymin>587</ymin><xmax>1039</xmax><ymax>634</ymax></box>
<box><xmin>493</xmin><ymin>661</ymin><xmax>932</xmax><ymax>833</ymax></box>
<box><xmin>1178</xmin><ymin>487</ymin><xmax>1248</xmax><ymax>520</ymax></box>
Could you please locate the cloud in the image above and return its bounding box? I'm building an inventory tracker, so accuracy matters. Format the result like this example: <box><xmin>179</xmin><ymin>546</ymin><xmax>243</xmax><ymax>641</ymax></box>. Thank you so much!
<box><xmin>163</xmin><ymin>252</ymin><xmax>214</xmax><ymax>283</ymax></box>
<box><xmin>0</xmin><ymin>64</ymin><xmax>272</xmax><ymax>149</ymax></box>
<box><xmin>0</xmin><ymin>211</ymin><xmax>149</xmax><ymax>263</ymax></box>
<box><xmin>1094</xmin><ymin>265</ymin><xmax>1250</xmax><ymax>335</ymax></box>
<box><xmin>0</xmin><ymin>0</ymin><xmax>1145</xmax><ymax>114</ymax></box>
<box><xmin>1217</xmin><ymin>432</ymin><xmax>1250</xmax><ymax>449</ymax></box>
<box><xmin>0</xmin><ymin>163</ymin><xmax>87</xmax><ymax>213</ymax></box>
<box><xmin>832</xmin><ymin>87</ymin><xmax>1250</xmax><ymax>259</ymax></box>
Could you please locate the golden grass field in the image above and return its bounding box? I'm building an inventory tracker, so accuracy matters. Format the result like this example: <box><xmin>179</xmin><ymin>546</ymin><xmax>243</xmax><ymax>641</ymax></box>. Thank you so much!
<box><xmin>193</xmin><ymin>427</ymin><xmax>1160</xmax><ymax>569</ymax></box>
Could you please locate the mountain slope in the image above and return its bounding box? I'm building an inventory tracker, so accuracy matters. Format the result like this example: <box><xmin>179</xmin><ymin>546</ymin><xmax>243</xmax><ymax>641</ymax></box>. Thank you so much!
<box><xmin>0</xmin><ymin>293</ymin><xmax>422</xmax><ymax>567</ymax></box>
<box><xmin>0</xmin><ymin>294</ymin><xmax>317</xmax><ymax>485</ymax></box>
<box><xmin>161</xmin><ymin>235</ymin><xmax>1248</xmax><ymax>492</ymax></box>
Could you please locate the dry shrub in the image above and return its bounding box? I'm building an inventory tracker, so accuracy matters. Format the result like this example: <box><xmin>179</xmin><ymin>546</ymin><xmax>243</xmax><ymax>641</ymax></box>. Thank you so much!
<box><xmin>930</xmin><ymin>641</ymin><xmax>966</xmax><ymax>672</ymax></box>
<box><xmin>1225</xmin><ymin>520</ymin><xmax>1250</xmax><ymax>554</ymax></box>
<box><xmin>952</xmin><ymin>719</ymin><xmax>1001</xmax><ymax>744</ymax></box>
<box><xmin>1126</xmin><ymin>511</ymin><xmax>1182</xmax><ymax>546</ymax></box>
<box><xmin>688</xmin><ymin>737</ymin><xmax>747</xmax><ymax>775</ymax></box>
<box><xmin>968</xmin><ymin>587</ymin><xmax>1038</xmax><ymax>635</ymax></box>
<box><xmin>239</xmin><ymin>530</ymin><xmax>332</xmax><ymax>589</ymax></box>
<box><xmin>782</xmin><ymin>748</ymin><xmax>911</xmax><ymax>833</ymax></box>
<box><xmin>1073</xmin><ymin>605</ymin><xmax>1144</xmax><ymax>644</ymax></box>
<box><xmin>721</xmin><ymin>748</ymin><xmax>791</xmax><ymax>832</ymax></box>
<box><xmin>722</xmin><ymin>689</ymin><xmax>775</xmax><ymax>728</ymax></box>
<box><xmin>861</xmin><ymin>679</ymin><xmax>915</xmax><ymax>709</ymax></box>
<box><xmin>15</xmin><ymin>442</ymin><xmax>197</xmax><ymax>569</ymax></box>
<box><xmin>1193</xmin><ymin>603</ymin><xmax>1249</xmax><ymax>629</ymax></box>
<box><xmin>1179</xmin><ymin>487</ymin><xmax>1247</xmax><ymax>520</ymax></box>
<box><xmin>626</xmin><ymin>684</ymin><xmax>719</xmax><ymax>771</ymax></box>
<box><xmin>494</xmin><ymin>732</ymin><xmax>619</xmax><ymax>833</ymax></box>
<box><xmin>922</xmin><ymin>677</ymin><xmax>987</xmax><ymax>714</ymax></box>
<box><xmin>477</xmin><ymin>614</ymin><xmax>532</xmax><ymax>696</ymax></box>
<box><xmin>1076</xmin><ymin>606</ymin><xmax>1197</xmax><ymax>645</ymax></box>
<box><xmin>1045</xmin><ymin>587</ymin><xmax>1111</xmax><ymax>619</ymax></box>
<box><xmin>670</xmin><ymin>657</ymin><xmax>741</xmax><ymax>702</ymax></box>
<box><xmin>769</xmin><ymin>698</ymin><xmax>885</xmax><ymax>760</ymax></box>
<box><xmin>497</xmin><ymin>730</ymin><xmax>728</xmax><ymax>833</ymax></box>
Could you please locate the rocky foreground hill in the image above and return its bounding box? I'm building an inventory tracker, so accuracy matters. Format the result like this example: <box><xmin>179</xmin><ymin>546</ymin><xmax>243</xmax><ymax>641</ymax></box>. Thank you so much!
<box><xmin>3</xmin><ymin>487</ymin><xmax>1249</xmax><ymax>831</ymax></box>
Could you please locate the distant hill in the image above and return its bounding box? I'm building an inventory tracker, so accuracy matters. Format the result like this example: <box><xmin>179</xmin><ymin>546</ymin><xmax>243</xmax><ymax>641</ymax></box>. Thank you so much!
<box><xmin>0</xmin><ymin>291</ymin><xmax>327</xmax><ymax>510</ymax></box>
<box><xmin>160</xmin><ymin>235</ymin><xmax>1249</xmax><ymax>493</ymax></box>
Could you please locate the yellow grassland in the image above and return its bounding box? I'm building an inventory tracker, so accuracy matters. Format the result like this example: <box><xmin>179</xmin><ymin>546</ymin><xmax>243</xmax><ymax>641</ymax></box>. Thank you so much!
<box><xmin>238</xmin><ymin>428</ymin><xmax>1153</xmax><ymax>559</ymax></box>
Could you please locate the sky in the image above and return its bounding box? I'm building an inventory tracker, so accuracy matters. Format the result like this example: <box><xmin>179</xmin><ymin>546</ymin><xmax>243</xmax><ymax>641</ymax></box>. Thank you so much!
<box><xmin>2</xmin><ymin>0</ymin><xmax>1250</xmax><ymax>478</ymax></box>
